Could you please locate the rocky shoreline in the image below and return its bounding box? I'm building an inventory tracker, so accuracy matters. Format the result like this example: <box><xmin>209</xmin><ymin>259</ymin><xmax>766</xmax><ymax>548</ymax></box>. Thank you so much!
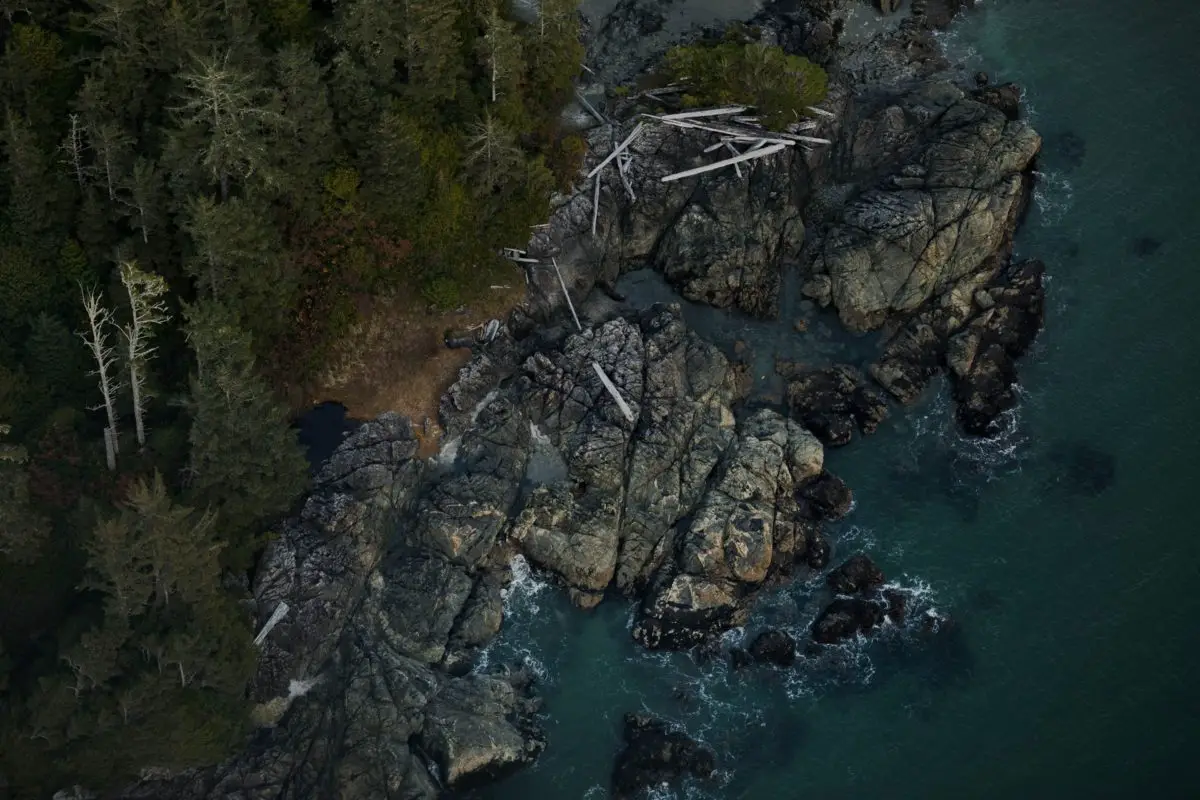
<box><xmin>109</xmin><ymin>1</ymin><xmax>1046</xmax><ymax>798</ymax></box>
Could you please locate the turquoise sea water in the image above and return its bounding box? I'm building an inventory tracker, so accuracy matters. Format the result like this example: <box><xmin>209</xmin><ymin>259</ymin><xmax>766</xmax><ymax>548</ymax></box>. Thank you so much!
<box><xmin>473</xmin><ymin>2</ymin><xmax>1200</xmax><ymax>797</ymax></box>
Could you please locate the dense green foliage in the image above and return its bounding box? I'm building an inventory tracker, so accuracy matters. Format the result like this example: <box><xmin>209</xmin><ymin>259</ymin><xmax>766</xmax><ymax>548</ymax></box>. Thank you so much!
<box><xmin>662</xmin><ymin>33</ymin><xmax>829</xmax><ymax>130</ymax></box>
<box><xmin>0</xmin><ymin>1</ymin><xmax>585</xmax><ymax>796</ymax></box>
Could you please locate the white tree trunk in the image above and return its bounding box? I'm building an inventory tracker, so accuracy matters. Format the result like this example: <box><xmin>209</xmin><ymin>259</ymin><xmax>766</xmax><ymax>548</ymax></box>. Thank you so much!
<box><xmin>119</xmin><ymin>263</ymin><xmax>170</xmax><ymax>448</ymax></box>
<box><xmin>80</xmin><ymin>287</ymin><xmax>123</xmax><ymax>468</ymax></box>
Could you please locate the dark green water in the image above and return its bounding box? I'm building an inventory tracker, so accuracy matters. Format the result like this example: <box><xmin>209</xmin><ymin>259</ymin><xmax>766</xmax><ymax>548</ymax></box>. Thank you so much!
<box><xmin>475</xmin><ymin>2</ymin><xmax>1200</xmax><ymax>797</ymax></box>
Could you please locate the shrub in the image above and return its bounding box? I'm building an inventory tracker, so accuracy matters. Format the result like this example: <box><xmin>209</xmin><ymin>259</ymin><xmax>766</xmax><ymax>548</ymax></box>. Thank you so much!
<box><xmin>661</xmin><ymin>40</ymin><xmax>829</xmax><ymax>130</ymax></box>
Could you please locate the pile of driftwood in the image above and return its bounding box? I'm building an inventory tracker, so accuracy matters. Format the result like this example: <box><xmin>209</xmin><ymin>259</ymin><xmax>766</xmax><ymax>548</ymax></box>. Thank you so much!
<box><xmin>580</xmin><ymin>104</ymin><xmax>834</xmax><ymax>235</ymax></box>
<box><xmin>489</xmin><ymin>103</ymin><xmax>835</xmax><ymax>421</ymax></box>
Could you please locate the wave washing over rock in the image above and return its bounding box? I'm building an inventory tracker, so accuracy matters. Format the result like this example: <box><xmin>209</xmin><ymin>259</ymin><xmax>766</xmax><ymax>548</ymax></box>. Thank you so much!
<box><xmin>106</xmin><ymin>1</ymin><xmax>1052</xmax><ymax>798</ymax></box>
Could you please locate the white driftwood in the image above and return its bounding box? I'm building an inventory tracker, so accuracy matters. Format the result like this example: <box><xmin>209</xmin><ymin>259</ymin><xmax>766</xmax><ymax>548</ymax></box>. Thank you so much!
<box><xmin>551</xmin><ymin>257</ymin><xmax>583</xmax><ymax>332</ymax></box>
<box><xmin>254</xmin><ymin>601</ymin><xmax>290</xmax><ymax>647</ymax></box>
<box><xmin>661</xmin><ymin>142</ymin><xmax>787</xmax><ymax>183</ymax></box>
<box><xmin>703</xmin><ymin>139</ymin><xmax>732</xmax><ymax>153</ymax></box>
<box><xmin>806</xmin><ymin>106</ymin><xmax>836</xmax><ymax>118</ymax></box>
<box><xmin>788</xmin><ymin>134</ymin><xmax>834</xmax><ymax>145</ymax></box>
<box><xmin>617</xmin><ymin>151</ymin><xmax>636</xmax><ymax>201</ymax></box>
<box><xmin>575</xmin><ymin>90</ymin><xmax>606</xmax><ymax>124</ymax></box>
<box><xmin>649</xmin><ymin>116</ymin><xmax>796</xmax><ymax>146</ymax></box>
<box><xmin>586</xmin><ymin>122</ymin><xmax>645</xmax><ymax>179</ymax></box>
<box><xmin>657</xmin><ymin>106</ymin><xmax>748</xmax><ymax>120</ymax></box>
<box><xmin>591</xmin><ymin>174</ymin><xmax>601</xmax><ymax>237</ymax></box>
<box><xmin>642</xmin><ymin>84</ymin><xmax>688</xmax><ymax>97</ymax></box>
<box><xmin>592</xmin><ymin>362</ymin><xmax>635</xmax><ymax>422</ymax></box>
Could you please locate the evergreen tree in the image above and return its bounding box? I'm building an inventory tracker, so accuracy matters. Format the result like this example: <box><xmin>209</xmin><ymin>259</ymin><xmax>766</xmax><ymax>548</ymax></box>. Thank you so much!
<box><xmin>170</xmin><ymin>51</ymin><xmax>287</xmax><ymax>199</ymax></box>
<box><xmin>272</xmin><ymin>43</ymin><xmax>337</xmax><ymax>219</ymax></box>
<box><xmin>0</xmin><ymin>425</ymin><xmax>50</xmax><ymax>565</ymax></box>
<box><xmin>183</xmin><ymin>194</ymin><xmax>294</xmax><ymax>342</ymax></box>
<box><xmin>115</xmin><ymin>157</ymin><xmax>163</xmax><ymax>244</ymax></box>
<box><xmin>184</xmin><ymin>301</ymin><xmax>307</xmax><ymax>567</ymax></box>
<box><xmin>476</xmin><ymin>0</ymin><xmax>524</xmax><ymax>104</ymax></box>
<box><xmin>24</xmin><ymin>312</ymin><xmax>89</xmax><ymax>401</ymax></box>
<box><xmin>400</xmin><ymin>0</ymin><xmax>464</xmax><ymax>103</ymax></box>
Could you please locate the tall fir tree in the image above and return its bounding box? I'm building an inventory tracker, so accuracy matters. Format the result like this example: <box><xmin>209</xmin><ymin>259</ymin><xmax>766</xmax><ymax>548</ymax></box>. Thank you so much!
<box><xmin>184</xmin><ymin>301</ymin><xmax>307</xmax><ymax>568</ymax></box>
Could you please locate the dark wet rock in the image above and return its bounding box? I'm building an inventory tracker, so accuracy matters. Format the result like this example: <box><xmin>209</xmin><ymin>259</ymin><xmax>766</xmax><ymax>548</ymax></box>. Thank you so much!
<box><xmin>826</xmin><ymin>554</ymin><xmax>886</xmax><ymax>595</ymax></box>
<box><xmin>1044</xmin><ymin>130</ymin><xmax>1087</xmax><ymax>171</ymax></box>
<box><xmin>784</xmin><ymin>365</ymin><xmax>890</xmax><ymax>446</ymax></box>
<box><xmin>972</xmin><ymin>82</ymin><xmax>1022</xmax><ymax>120</ymax></box>
<box><xmin>1131</xmin><ymin>236</ymin><xmax>1162</xmax><ymax>257</ymax></box>
<box><xmin>748</xmin><ymin>629</ymin><xmax>798</xmax><ymax>666</ymax></box>
<box><xmin>796</xmin><ymin>472</ymin><xmax>854</xmax><ymax>521</ymax></box>
<box><xmin>811</xmin><ymin>596</ymin><xmax>888</xmax><ymax>644</ymax></box>
<box><xmin>869</xmin><ymin>255</ymin><xmax>1044</xmax><ymax>435</ymax></box>
<box><xmin>883</xmin><ymin>588</ymin><xmax>909</xmax><ymax>625</ymax></box>
<box><xmin>1045</xmin><ymin>440</ymin><xmax>1117</xmax><ymax>497</ymax></box>
<box><xmin>612</xmin><ymin>713</ymin><xmax>716</xmax><ymax>800</ymax></box>
<box><xmin>950</xmin><ymin>259</ymin><xmax>1046</xmax><ymax>434</ymax></box>
<box><xmin>922</xmin><ymin>0</ymin><xmax>976</xmax><ymax>29</ymax></box>
<box><xmin>805</xmin><ymin>529</ymin><xmax>832</xmax><ymax>569</ymax></box>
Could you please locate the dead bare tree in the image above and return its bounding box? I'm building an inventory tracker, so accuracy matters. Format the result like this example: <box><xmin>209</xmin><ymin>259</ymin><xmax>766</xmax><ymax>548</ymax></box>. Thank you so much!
<box><xmin>119</xmin><ymin>262</ymin><xmax>170</xmax><ymax>448</ymax></box>
<box><xmin>79</xmin><ymin>285</ymin><xmax>123</xmax><ymax>470</ymax></box>
<box><xmin>60</xmin><ymin>113</ymin><xmax>87</xmax><ymax>189</ymax></box>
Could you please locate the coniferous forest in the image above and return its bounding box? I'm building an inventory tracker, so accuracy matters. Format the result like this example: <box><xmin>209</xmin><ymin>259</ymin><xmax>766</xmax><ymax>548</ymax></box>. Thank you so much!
<box><xmin>0</xmin><ymin>1</ymin><xmax>583</xmax><ymax>795</ymax></box>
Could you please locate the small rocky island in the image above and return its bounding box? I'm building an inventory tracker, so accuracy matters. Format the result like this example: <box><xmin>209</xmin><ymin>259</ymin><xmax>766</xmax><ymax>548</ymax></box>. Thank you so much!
<box><xmin>111</xmin><ymin>0</ymin><xmax>1046</xmax><ymax>797</ymax></box>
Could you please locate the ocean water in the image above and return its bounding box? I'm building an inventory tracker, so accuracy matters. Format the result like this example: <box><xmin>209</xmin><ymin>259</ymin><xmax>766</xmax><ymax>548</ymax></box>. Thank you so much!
<box><xmin>471</xmin><ymin>2</ymin><xmax>1200</xmax><ymax>797</ymax></box>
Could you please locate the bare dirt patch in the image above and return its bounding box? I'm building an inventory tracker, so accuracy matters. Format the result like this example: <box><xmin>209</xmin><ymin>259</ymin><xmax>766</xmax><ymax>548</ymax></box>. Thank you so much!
<box><xmin>294</xmin><ymin>281</ymin><xmax>525</xmax><ymax>458</ymax></box>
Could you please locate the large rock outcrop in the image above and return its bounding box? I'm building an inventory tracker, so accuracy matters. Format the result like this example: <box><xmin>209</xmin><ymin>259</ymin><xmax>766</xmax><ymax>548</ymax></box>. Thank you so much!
<box><xmin>117</xmin><ymin>416</ymin><xmax>544</xmax><ymax>800</ymax></box>
<box><xmin>807</xmin><ymin>87</ymin><xmax>1041</xmax><ymax>332</ymax></box>
<box><xmin>633</xmin><ymin>409</ymin><xmax>828</xmax><ymax>649</ymax></box>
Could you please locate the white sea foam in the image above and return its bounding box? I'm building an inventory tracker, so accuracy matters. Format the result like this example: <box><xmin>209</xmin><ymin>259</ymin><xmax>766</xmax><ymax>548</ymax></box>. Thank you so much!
<box><xmin>1032</xmin><ymin>169</ymin><xmax>1074</xmax><ymax>226</ymax></box>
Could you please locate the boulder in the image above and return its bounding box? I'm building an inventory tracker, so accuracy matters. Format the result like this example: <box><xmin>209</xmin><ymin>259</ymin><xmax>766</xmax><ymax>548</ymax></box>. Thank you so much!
<box><xmin>826</xmin><ymin>554</ymin><xmax>886</xmax><ymax>595</ymax></box>
<box><xmin>796</xmin><ymin>472</ymin><xmax>855</xmax><ymax>521</ymax></box>
<box><xmin>950</xmin><ymin>259</ymin><xmax>1045</xmax><ymax>434</ymax></box>
<box><xmin>748</xmin><ymin>629</ymin><xmax>798</xmax><ymax>667</ymax></box>
<box><xmin>811</xmin><ymin>597</ymin><xmax>888</xmax><ymax>644</ymax></box>
<box><xmin>785</xmin><ymin>365</ymin><xmax>890</xmax><ymax>446</ymax></box>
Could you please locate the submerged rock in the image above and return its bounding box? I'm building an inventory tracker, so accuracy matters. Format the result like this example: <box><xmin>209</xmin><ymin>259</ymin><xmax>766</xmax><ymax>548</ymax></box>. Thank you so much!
<box><xmin>612</xmin><ymin>713</ymin><xmax>716</xmax><ymax>799</ymax></box>
<box><xmin>1045</xmin><ymin>440</ymin><xmax>1117</xmax><ymax>497</ymax></box>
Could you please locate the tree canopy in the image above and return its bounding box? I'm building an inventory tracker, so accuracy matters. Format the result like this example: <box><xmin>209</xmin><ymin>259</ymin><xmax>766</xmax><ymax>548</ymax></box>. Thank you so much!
<box><xmin>0</xmin><ymin>1</ymin><xmax>586</xmax><ymax>796</ymax></box>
